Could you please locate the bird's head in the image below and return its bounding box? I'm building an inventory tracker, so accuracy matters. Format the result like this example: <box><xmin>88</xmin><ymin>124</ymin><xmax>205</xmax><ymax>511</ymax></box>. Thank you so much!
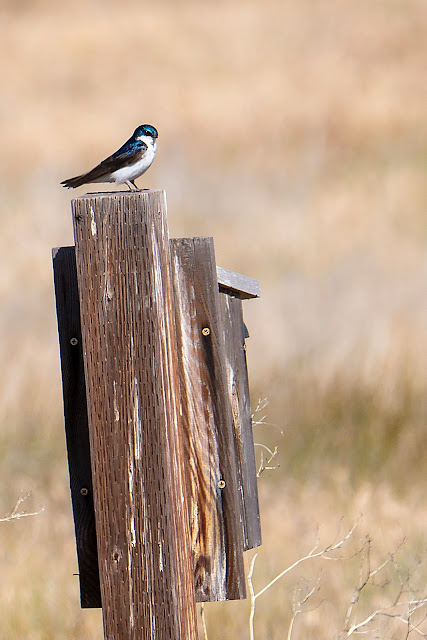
<box><xmin>134</xmin><ymin>124</ymin><xmax>158</xmax><ymax>141</ymax></box>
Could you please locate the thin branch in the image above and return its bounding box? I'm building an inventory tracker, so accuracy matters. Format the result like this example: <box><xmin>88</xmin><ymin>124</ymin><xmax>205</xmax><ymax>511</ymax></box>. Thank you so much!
<box><xmin>0</xmin><ymin>492</ymin><xmax>45</xmax><ymax>523</ymax></box>
<box><xmin>248</xmin><ymin>521</ymin><xmax>427</xmax><ymax>640</ymax></box>
<box><xmin>251</xmin><ymin>397</ymin><xmax>284</xmax><ymax>436</ymax></box>
<box><xmin>200</xmin><ymin>603</ymin><xmax>208</xmax><ymax>640</ymax></box>
<box><xmin>344</xmin><ymin>603</ymin><xmax>427</xmax><ymax>639</ymax></box>
<box><xmin>255</xmin><ymin>443</ymin><xmax>279</xmax><ymax>477</ymax></box>
<box><xmin>255</xmin><ymin>522</ymin><xmax>357</xmax><ymax>601</ymax></box>
<box><xmin>342</xmin><ymin>538</ymin><xmax>407</xmax><ymax>637</ymax></box>
<box><xmin>248</xmin><ymin>553</ymin><xmax>258</xmax><ymax>640</ymax></box>
<box><xmin>287</xmin><ymin>579</ymin><xmax>321</xmax><ymax>640</ymax></box>
<box><xmin>248</xmin><ymin>524</ymin><xmax>358</xmax><ymax>640</ymax></box>
<box><xmin>251</xmin><ymin>397</ymin><xmax>270</xmax><ymax>426</ymax></box>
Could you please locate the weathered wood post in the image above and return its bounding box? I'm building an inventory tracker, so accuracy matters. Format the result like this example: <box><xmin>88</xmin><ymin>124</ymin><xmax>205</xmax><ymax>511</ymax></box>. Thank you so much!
<box><xmin>170</xmin><ymin>238</ymin><xmax>245</xmax><ymax>601</ymax></box>
<box><xmin>217</xmin><ymin>269</ymin><xmax>261</xmax><ymax>552</ymax></box>
<box><xmin>53</xmin><ymin>189</ymin><xmax>262</xmax><ymax>638</ymax></box>
<box><xmin>170</xmin><ymin>238</ymin><xmax>261</xmax><ymax>601</ymax></box>
<box><xmin>69</xmin><ymin>191</ymin><xmax>198</xmax><ymax>639</ymax></box>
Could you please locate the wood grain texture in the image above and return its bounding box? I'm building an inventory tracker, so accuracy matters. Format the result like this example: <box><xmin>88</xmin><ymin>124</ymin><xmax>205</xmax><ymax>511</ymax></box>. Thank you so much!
<box><xmin>72</xmin><ymin>191</ymin><xmax>198</xmax><ymax>640</ymax></box>
<box><xmin>170</xmin><ymin>237</ymin><xmax>246</xmax><ymax>602</ymax></box>
<box><xmin>52</xmin><ymin>246</ymin><xmax>101</xmax><ymax>608</ymax></box>
<box><xmin>216</xmin><ymin>266</ymin><xmax>260</xmax><ymax>299</ymax></box>
<box><xmin>219</xmin><ymin>293</ymin><xmax>262</xmax><ymax>551</ymax></box>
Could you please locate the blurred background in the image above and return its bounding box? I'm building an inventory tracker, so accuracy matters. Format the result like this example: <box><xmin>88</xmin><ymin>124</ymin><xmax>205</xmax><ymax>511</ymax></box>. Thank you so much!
<box><xmin>0</xmin><ymin>1</ymin><xmax>426</xmax><ymax>638</ymax></box>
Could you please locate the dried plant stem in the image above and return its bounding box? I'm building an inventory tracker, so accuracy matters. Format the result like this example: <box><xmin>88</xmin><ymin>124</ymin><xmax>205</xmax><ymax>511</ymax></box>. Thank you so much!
<box><xmin>340</xmin><ymin>536</ymin><xmax>427</xmax><ymax>639</ymax></box>
<box><xmin>248</xmin><ymin>553</ymin><xmax>258</xmax><ymax>640</ymax></box>
<box><xmin>0</xmin><ymin>492</ymin><xmax>44</xmax><ymax>523</ymax></box>
<box><xmin>200</xmin><ymin>603</ymin><xmax>209</xmax><ymax>640</ymax></box>
<box><xmin>254</xmin><ymin>443</ymin><xmax>279</xmax><ymax>477</ymax></box>
<box><xmin>248</xmin><ymin>523</ymin><xmax>358</xmax><ymax>640</ymax></box>
<box><xmin>287</xmin><ymin>582</ymin><xmax>319</xmax><ymax>640</ymax></box>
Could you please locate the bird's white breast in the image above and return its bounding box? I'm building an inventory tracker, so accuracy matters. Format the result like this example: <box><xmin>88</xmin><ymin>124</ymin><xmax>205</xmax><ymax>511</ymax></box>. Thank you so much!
<box><xmin>111</xmin><ymin>139</ymin><xmax>157</xmax><ymax>185</ymax></box>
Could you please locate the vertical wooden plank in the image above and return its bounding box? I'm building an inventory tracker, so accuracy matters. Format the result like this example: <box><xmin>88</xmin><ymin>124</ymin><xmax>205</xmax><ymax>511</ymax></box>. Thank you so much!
<box><xmin>52</xmin><ymin>246</ymin><xmax>101</xmax><ymax>608</ymax></box>
<box><xmin>219</xmin><ymin>293</ymin><xmax>262</xmax><ymax>550</ymax></box>
<box><xmin>72</xmin><ymin>191</ymin><xmax>198</xmax><ymax>640</ymax></box>
<box><xmin>170</xmin><ymin>237</ymin><xmax>246</xmax><ymax>602</ymax></box>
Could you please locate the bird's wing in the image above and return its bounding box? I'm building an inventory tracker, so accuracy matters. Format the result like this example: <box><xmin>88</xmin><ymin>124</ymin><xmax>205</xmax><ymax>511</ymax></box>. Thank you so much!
<box><xmin>82</xmin><ymin>140</ymin><xmax>149</xmax><ymax>182</ymax></box>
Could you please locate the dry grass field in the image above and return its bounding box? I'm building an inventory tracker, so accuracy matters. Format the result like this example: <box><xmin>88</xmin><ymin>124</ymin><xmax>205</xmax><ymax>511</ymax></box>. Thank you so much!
<box><xmin>0</xmin><ymin>1</ymin><xmax>426</xmax><ymax>638</ymax></box>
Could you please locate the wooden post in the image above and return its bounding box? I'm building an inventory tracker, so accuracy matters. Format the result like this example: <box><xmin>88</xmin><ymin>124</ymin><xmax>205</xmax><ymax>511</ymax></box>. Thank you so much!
<box><xmin>53</xmin><ymin>242</ymin><xmax>262</xmax><ymax>611</ymax></box>
<box><xmin>170</xmin><ymin>237</ymin><xmax>246</xmax><ymax>602</ymax></box>
<box><xmin>71</xmin><ymin>191</ymin><xmax>198</xmax><ymax>640</ymax></box>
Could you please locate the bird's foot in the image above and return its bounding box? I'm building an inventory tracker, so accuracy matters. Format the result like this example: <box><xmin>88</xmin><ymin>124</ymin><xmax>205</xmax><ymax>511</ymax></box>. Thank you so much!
<box><xmin>125</xmin><ymin>180</ymin><xmax>139</xmax><ymax>191</ymax></box>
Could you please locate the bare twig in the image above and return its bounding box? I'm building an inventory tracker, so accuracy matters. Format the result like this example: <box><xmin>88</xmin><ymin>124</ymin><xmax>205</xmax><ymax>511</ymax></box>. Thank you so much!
<box><xmin>200</xmin><ymin>603</ymin><xmax>209</xmax><ymax>640</ymax></box>
<box><xmin>255</xmin><ymin>443</ymin><xmax>280</xmax><ymax>477</ymax></box>
<box><xmin>342</xmin><ymin>600</ymin><xmax>427</xmax><ymax>639</ymax></box>
<box><xmin>248</xmin><ymin>553</ymin><xmax>258</xmax><ymax>640</ymax></box>
<box><xmin>203</xmin><ymin>518</ymin><xmax>427</xmax><ymax>640</ymax></box>
<box><xmin>251</xmin><ymin>397</ymin><xmax>270</xmax><ymax>428</ymax></box>
<box><xmin>0</xmin><ymin>492</ymin><xmax>44</xmax><ymax>523</ymax></box>
<box><xmin>287</xmin><ymin>577</ymin><xmax>322</xmax><ymax>640</ymax></box>
<box><xmin>251</xmin><ymin>397</ymin><xmax>284</xmax><ymax>436</ymax></box>
<box><xmin>252</xmin><ymin>397</ymin><xmax>283</xmax><ymax>479</ymax></box>
<box><xmin>340</xmin><ymin>537</ymin><xmax>426</xmax><ymax>639</ymax></box>
<box><xmin>248</xmin><ymin>523</ymin><xmax>358</xmax><ymax>640</ymax></box>
<box><xmin>256</xmin><ymin>522</ymin><xmax>357</xmax><ymax>601</ymax></box>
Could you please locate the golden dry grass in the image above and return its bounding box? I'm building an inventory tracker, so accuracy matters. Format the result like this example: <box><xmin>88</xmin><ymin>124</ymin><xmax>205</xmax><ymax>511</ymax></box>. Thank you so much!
<box><xmin>0</xmin><ymin>1</ymin><xmax>426</xmax><ymax>638</ymax></box>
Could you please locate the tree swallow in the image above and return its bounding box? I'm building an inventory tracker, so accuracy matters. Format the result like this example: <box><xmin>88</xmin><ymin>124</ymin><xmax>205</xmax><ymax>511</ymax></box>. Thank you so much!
<box><xmin>61</xmin><ymin>124</ymin><xmax>158</xmax><ymax>191</ymax></box>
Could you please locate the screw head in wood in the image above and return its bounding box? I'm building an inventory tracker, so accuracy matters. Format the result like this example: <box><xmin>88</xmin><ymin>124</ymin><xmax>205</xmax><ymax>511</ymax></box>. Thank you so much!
<box><xmin>70</xmin><ymin>337</ymin><xmax>78</xmax><ymax>346</ymax></box>
<box><xmin>80</xmin><ymin>487</ymin><xmax>88</xmax><ymax>496</ymax></box>
<box><xmin>218</xmin><ymin>479</ymin><xmax>226</xmax><ymax>489</ymax></box>
<box><xmin>202</xmin><ymin>327</ymin><xmax>210</xmax><ymax>336</ymax></box>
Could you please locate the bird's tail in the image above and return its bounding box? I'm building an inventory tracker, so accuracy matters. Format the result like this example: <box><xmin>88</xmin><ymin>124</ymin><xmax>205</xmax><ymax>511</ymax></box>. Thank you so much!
<box><xmin>61</xmin><ymin>174</ymin><xmax>88</xmax><ymax>189</ymax></box>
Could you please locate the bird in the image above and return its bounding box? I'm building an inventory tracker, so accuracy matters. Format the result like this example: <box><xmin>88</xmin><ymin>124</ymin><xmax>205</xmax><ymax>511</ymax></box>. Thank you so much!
<box><xmin>61</xmin><ymin>124</ymin><xmax>158</xmax><ymax>191</ymax></box>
